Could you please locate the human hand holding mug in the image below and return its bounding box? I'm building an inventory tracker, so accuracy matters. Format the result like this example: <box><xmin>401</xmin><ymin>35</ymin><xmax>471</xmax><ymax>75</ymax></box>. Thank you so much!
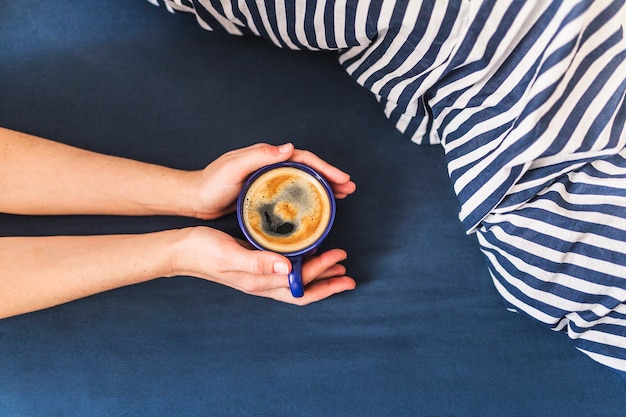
<box><xmin>237</xmin><ymin>162</ymin><xmax>336</xmax><ymax>297</ymax></box>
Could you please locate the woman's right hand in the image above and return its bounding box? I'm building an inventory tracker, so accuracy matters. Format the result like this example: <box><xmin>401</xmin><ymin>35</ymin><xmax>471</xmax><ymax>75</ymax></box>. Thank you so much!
<box><xmin>170</xmin><ymin>226</ymin><xmax>356</xmax><ymax>304</ymax></box>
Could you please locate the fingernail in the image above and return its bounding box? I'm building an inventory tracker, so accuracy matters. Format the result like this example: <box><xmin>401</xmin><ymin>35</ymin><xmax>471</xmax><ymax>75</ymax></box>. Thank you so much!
<box><xmin>273</xmin><ymin>261</ymin><xmax>289</xmax><ymax>274</ymax></box>
<box><xmin>278</xmin><ymin>143</ymin><xmax>292</xmax><ymax>154</ymax></box>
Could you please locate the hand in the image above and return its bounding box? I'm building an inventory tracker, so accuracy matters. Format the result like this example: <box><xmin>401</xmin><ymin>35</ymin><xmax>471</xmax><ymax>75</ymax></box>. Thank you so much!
<box><xmin>189</xmin><ymin>143</ymin><xmax>356</xmax><ymax>219</ymax></box>
<box><xmin>171</xmin><ymin>227</ymin><xmax>356</xmax><ymax>304</ymax></box>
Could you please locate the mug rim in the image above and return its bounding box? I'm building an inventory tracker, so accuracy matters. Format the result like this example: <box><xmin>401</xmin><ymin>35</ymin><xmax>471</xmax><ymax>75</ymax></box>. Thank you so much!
<box><xmin>236</xmin><ymin>161</ymin><xmax>336</xmax><ymax>257</ymax></box>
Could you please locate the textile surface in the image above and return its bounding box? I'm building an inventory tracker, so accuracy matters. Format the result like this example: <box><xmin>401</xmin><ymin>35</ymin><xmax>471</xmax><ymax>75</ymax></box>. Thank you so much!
<box><xmin>0</xmin><ymin>1</ymin><xmax>625</xmax><ymax>416</ymax></box>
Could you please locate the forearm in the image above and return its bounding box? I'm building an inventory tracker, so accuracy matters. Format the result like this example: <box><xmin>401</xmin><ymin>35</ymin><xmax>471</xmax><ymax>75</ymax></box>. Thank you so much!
<box><xmin>0</xmin><ymin>230</ymin><xmax>182</xmax><ymax>319</ymax></box>
<box><xmin>0</xmin><ymin>127</ymin><xmax>200</xmax><ymax>217</ymax></box>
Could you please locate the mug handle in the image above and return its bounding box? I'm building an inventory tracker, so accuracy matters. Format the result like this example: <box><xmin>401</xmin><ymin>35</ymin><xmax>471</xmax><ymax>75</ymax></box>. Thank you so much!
<box><xmin>287</xmin><ymin>256</ymin><xmax>304</xmax><ymax>298</ymax></box>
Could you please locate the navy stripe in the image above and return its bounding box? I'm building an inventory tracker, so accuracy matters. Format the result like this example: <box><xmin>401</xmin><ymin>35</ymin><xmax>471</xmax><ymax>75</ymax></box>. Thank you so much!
<box><xmin>230</xmin><ymin>1</ymin><xmax>271</xmax><ymax>41</ymax></box>
<box><xmin>364</xmin><ymin>0</ymin><xmax>432</xmax><ymax>96</ymax></box>
<box><xmin>541</xmin><ymin>37</ymin><xmax>626</xmax><ymax>157</ymax></box>
<box><xmin>441</xmin><ymin>0</ymin><xmax>502</xmax><ymax>70</ymax></box>
<box><xmin>480</xmin><ymin>229</ymin><xmax>625</xmax><ymax>311</ymax></box>
<box><xmin>282</xmin><ymin>2</ymin><xmax>301</xmax><ymax>49</ymax></box>
<box><xmin>403</xmin><ymin>98</ymin><xmax>430</xmax><ymax>142</ymax></box>
<box><xmin>550</xmin><ymin>173</ymin><xmax>626</xmax><ymax>201</ymax></box>
<box><xmin>607</xmin><ymin>77</ymin><xmax>626</xmax><ymax>150</ymax></box>
<box><xmin>261</xmin><ymin>2</ymin><xmax>288</xmax><ymax>48</ymax></box>
<box><xmin>393</xmin><ymin>1</ymin><xmax>463</xmax><ymax>111</ymax></box>
<box><xmin>480</xmin><ymin>243</ymin><xmax>569</xmax><ymax>320</ymax></box>
<box><xmin>458</xmin><ymin>164</ymin><xmax>525</xmax><ymax>231</ymax></box>
<box><xmin>227</xmin><ymin>3</ymin><xmax>255</xmax><ymax>36</ymax></box>
<box><xmin>575</xmin><ymin>339</ymin><xmax>626</xmax><ymax>361</ymax></box>
<box><xmin>322</xmin><ymin>1</ymin><xmax>337</xmax><ymax>49</ymax></box>
<box><xmin>483</xmin><ymin>215</ymin><xmax>626</xmax><ymax>271</ymax></box>
<box><xmin>343</xmin><ymin>0</ymin><xmax>359</xmax><ymax>47</ymax></box>
<box><xmin>572</xmin><ymin>336</ymin><xmax>626</xmax><ymax>361</ymax></box>
<box><xmin>191</xmin><ymin>0</ymin><xmax>222</xmax><ymax>31</ymax></box>
<box><xmin>580</xmin><ymin>0</ymin><xmax>623</xmax><ymax>45</ymax></box>
<box><xmin>302</xmin><ymin>0</ymin><xmax>321</xmax><ymax>49</ymax></box>
<box><xmin>609</xmin><ymin>310</ymin><xmax>626</xmax><ymax>321</ymax></box>
<box><xmin>435</xmin><ymin>0</ymin><xmax>547</xmax><ymax>114</ymax></box>
<box><xmin>346</xmin><ymin>0</ymin><xmax>410</xmax><ymax>82</ymax></box>
<box><xmin>579</xmin><ymin>74</ymin><xmax>626</xmax><ymax>153</ymax></box>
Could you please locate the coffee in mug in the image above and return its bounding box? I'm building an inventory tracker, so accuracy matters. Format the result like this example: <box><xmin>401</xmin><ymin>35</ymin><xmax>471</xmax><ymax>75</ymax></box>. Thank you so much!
<box><xmin>240</xmin><ymin>164</ymin><xmax>333</xmax><ymax>253</ymax></box>
<box><xmin>237</xmin><ymin>162</ymin><xmax>336</xmax><ymax>297</ymax></box>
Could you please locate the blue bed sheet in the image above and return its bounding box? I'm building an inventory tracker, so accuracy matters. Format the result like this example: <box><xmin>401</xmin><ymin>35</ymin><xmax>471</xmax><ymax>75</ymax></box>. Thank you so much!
<box><xmin>0</xmin><ymin>1</ymin><xmax>624</xmax><ymax>416</ymax></box>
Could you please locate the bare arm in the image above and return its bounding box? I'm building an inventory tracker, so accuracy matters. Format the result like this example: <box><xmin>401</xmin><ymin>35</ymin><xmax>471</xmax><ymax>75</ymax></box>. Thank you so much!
<box><xmin>0</xmin><ymin>127</ymin><xmax>355</xmax><ymax>218</ymax></box>
<box><xmin>0</xmin><ymin>127</ymin><xmax>198</xmax><ymax>217</ymax></box>
<box><xmin>0</xmin><ymin>228</ymin><xmax>355</xmax><ymax>319</ymax></box>
<box><xmin>0</xmin><ymin>231</ymin><xmax>177</xmax><ymax>318</ymax></box>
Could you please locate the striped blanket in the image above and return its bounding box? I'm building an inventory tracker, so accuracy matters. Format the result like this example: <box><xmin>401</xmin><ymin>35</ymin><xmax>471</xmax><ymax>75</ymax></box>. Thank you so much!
<box><xmin>150</xmin><ymin>0</ymin><xmax>626</xmax><ymax>374</ymax></box>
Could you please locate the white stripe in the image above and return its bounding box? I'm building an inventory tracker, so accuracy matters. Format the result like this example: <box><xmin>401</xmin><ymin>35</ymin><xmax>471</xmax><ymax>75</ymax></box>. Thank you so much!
<box><xmin>504</xmin><ymin>170</ymin><xmax>626</xmax><ymax>213</ymax></box>
<box><xmin>372</xmin><ymin>6</ymin><xmax>447</xmax><ymax>105</ymax></box>
<box><xmin>438</xmin><ymin>2</ymin><xmax>556</xmax><ymax>149</ymax></box>
<box><xmin>485</xmin><ymin>212</ymin><xmax>626</xmax><ymax>277</ymax></box>
<box><xmin>591</xmin><ymin>154</ymin><xmax>626</xmax><ymax>176</ymax></box>
<box><xmin>353</xmin><ymin>0</ymin><xmax>372</xmax><ymax>45</ymax></box>
<box><xmin>338</xmin><ymin>44</ymin><xmax>369</xmax><ymax>64</ymax></box>
<box><xmin>333</xmin><ymin>0</ymin><xmax>347</xmax><ymax>48</ymax></box>
<box><xmin>274</xmin><ymin>0</ymin><xmax>298</xmax><ymax>49</ymax></box>
<box><xmin>342</xmin><ymin>0</ymin><xmax>396</xmax><ymax>75</ymax></box>
<box><xmin>489</xmin><ymin>271</ymin><xmax>560</xmax><ymax>325</ymax></box>
<box><xmin>293</xmin><ymin>1</ymin><xmax>315</xmax><ymax>49</ymax></box>
<box><xmin>254</xmin><ymin>1</ymin><xmax>281</xmax><ymax>46</ymax></box>
<box><xmin>220</xmin><ymin>0</ymin><xmax>246</xmax><ymax>30</ymax></box>
<box><xmin>409</xmin><ymin>97</ymin><xmax>431</xmax><ymax>143</ymax></box>
<box><xmin>196</xmin><ymin>0</ymin><xmax>242</xmax><ymax>34</ymax></box>
<box><xmin>568</xmin><ymin>316</ymin><xmax>626</xmax><ymax>337</ymax></box>
<box><xmin>565</xmin><ymin>169</ymin><xmax>626</xmax><ymax>197</ymax></box>
<box><xmin>313</xmin><ymin>0</ymin><xmax>329</xmax><ymax>50</ymax></box>
<box><xmin>478</xmin><ymin>228</ymin><xmax>626</xmax><ymax>319</ymax></box>
<box><xmin>579</xmin><ymin>349</ymin><xmax>626</xmax><ymax>372</ymax></box>
<box><xmin>236</xmin><ymin>1</ymin><xmax>261</xmax><ymax>37</ymax></box>
<box><xmin>353</xmin><ymin>5</ymin><xmax>419</xmax><ymax>95</ymax></box>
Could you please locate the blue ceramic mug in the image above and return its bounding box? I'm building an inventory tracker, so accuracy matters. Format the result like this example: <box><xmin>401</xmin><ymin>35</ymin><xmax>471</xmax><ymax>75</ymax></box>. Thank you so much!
<box><xmin>237</xmin><ymin>162</ymin><xmax>336</xmax><ymax>297</ymax></box>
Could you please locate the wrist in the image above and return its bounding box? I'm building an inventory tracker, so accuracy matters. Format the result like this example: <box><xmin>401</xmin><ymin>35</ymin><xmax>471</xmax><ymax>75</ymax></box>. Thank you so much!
<box><xmin>174</xmin><ymin>170</ymin><xmax>219</xmax><ymax>220</ymax></box>
<box><xmin>167</xmin><ymin>227</ymin><xmax>197</xmax><ymax>278</ymax></box>
<box><xmin>152</xmin><ymin>170</ymin><xmax>210</xmax><ymax>219</ymax></box>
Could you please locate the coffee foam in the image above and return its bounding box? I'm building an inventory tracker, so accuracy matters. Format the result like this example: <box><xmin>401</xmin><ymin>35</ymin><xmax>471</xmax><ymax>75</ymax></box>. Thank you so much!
<box><xmin>242</xmin><ymin>166</ymin><xmax>332</xmax><ymax>253</ymax></box>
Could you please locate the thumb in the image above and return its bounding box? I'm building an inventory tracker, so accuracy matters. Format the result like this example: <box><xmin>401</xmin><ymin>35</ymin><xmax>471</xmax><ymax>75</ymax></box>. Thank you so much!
<box><xmin>234</xmin><ymin>245</ymin><xmax>292</xmax><ymax>276</ymax></box>
<box><xmin>232</xmin><ymin>143</ymin><xmax>294</xmax><ymax>177</ymax></box>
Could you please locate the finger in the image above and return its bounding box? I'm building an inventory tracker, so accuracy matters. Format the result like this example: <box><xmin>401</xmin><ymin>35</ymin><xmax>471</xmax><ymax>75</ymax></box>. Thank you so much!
<box><xmin>328</xmin><ymin>178</ymin><xmax>356</xmax><ymax>199</ymax></box>
<box><xmin>315</xmin><ymin>264</ymin><xmax>347</xmax><ymax>280</ymax></box>
<box><xmin>258</xmin><ymin>275</ymin><xmax>356</xmax><ymax>305</ymax></box>
<box><xmin>224</xmin><ymin>143</ymin><xmax>294</xmax><ymax>179</ymax></box>
<box><xmin>225</xmin><ymin>244</ymin><xmax>292</xmax><ymax>277</ymax></box>
<box><xmin>301</xmin><ymin>248</ymin><xmax>348</xmax><ymax>284</ymax></box>
<box><xmin>297</xmin><ymin>276</ymin><xmax>356</xmax><ymax>304</ymax></box>
<box><xmin>290</xmin><ymin>150</ymin><xmax>355</xmax><ymax>189</ymax></box>
<box><xmin>286</xmin><ymin>276</ymin><xmax>356</xmax><ymax>305</ymax></box>
<box><xmin>252</xmin><ymin>248</ymin><xmax>354</xmax><ymax>303</ymax></box>
<box><xmin>230</xmin><ymin>145</ymin><xmax>356</xmax><ymax>198</ymax></box>
<box><xmin>330</xmin><ymin>183</ymin><xmax>356</xmax><ymax>199</ymax></box>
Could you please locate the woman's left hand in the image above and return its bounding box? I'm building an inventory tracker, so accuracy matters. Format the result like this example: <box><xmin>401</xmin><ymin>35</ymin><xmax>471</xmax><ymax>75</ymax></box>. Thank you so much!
<box><xmin>187</xmin><ymin>143</ymin><xmax>356</xmax><ymax>220</ymax></box>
